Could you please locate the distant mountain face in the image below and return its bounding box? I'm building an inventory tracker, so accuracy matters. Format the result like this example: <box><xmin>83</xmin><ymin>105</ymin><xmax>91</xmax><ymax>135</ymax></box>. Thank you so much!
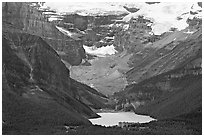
<box><xmin>48</xmin><ymin>2</ymin><xmax>202</xmax><ymax>99</ymax></box>
<box><xmin>55</xmin><ymin>13</ymin><xmax>128</xmax><ymax>48</ymax></box>
<box><xmin>111</xmin><ymin>3</ymin><xmax>202</xmax><ymax>84</ymax></box>
<box><xmin>112</xmin><ymin>6</ymin><xmax>202</xmax><ymax>120</ymax></box>
<box><xmin>39</xmin><ymin>2</ymin><xmax>201</xmax><ymax>36</ymax></box>
<box><xmin>124</xmin><ymin>18</ymin><xmax>201</xmax><ymax>84</ymax></box>
<box><xmin>50</xmin><ymin>2</ymin><xmax>202</xmax><ymax>122</ymax></box>
<box><xmin>122</xmin><ymin>2</ymin><xmax>202</xmax><ymax>35</ymax></box>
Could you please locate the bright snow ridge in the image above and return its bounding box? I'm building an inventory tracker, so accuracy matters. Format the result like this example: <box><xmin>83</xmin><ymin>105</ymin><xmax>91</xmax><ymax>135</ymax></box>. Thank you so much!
<box><xmin>45</xmin><ymin>2</ymin><xmax>129</xmax><ymax>16</ymax></box>
<box><xmin>123</xmin><ymin>2</ymin><xmax>202</xmax><ymax>35</ymax></box>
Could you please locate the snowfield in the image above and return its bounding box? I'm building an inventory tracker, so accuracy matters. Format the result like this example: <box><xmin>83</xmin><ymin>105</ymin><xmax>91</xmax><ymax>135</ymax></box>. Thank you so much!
<box><xmin>45</xmin><ymin>2</ymin><xmax>129</xmax><ymax>16</ymax></box>
<box><xmin>83</xmin><ymin>45</ymin><xmax>117</xmax><ymax>57</ymax></box>
<box><xmin>44</xmin><ymin>2</ymin><xmax>202</xmax><ymax>36</ymax></box>
<box><xmin>42</xmin><ymin>2</ymin><xmax>202</xmax><ymax>35</ymax></box>
<box><xmin>122</xmin><ymin>2</ymin><xmax>202</xmax><ymax>35</ymax></box>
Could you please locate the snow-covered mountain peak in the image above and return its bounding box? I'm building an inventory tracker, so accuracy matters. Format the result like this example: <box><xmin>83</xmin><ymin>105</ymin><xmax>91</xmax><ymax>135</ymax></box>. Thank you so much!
<box><xmin>122</xmin><ymin>2</ymin><xmax>202</xmax><ymax>35</ymax></box>
<box><xmin>37</xmin><ymin>2</ymin><xmax>202</xmax><ymax>35</ymax></box>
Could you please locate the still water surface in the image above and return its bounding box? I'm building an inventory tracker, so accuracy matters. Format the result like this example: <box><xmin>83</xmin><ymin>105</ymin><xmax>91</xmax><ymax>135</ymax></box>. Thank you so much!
<box><xmin>89</xmin><ymin>112</ymin><xmax>155</xmax><ymax>126</ymax></box>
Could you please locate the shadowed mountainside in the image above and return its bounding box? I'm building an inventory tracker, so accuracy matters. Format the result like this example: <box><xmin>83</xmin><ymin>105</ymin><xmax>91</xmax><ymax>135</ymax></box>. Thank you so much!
<box><xmin>2</xmin><ymin>31</ymin><xmax>103</xmax><ymax>134</ymax></box>
<box><xmin>2</xmin><ymin>3</ymin><xmax>111</xmax><ymax>134</ymax></box>
<box><xmin>114</xmin><ymin>57</ymin><xmax>201</xmax><ymax>120</ymax></box>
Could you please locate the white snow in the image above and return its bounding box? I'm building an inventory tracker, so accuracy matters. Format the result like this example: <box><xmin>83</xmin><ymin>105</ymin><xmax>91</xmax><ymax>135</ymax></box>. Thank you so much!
<box><xmin>42</xmin><ymin>2</ymin><xmax>201</xmax><ymax>35</ymax></box>
<box><xmin>89</xmin><ymin>84</ymin><xmax>95</xmax><ymax>88</ymax></box>
<box><xmin>76</xmin><ymin>12</ymin><xmax>90</xmax><ymax>16</ymax></box>
<box><xmin>123</xmin><ymin>24</ymin><xmax>129</xmax><ymax>30</ymax></box>
<box><xmin>83</xmin><ymin>45</ymin><xmax>117</xmax><ymax>57</ymax></box>
<box><xmin>56</xmin><ymin>26</ymin><xmax>73</xmax><ymax>37</ymax></box>
<box><xmin>45</xmin><ymin>2</ymin><xmax>129</xmax><ymax>16</ymax></box>
<box><xmin>108</xmin><ymin>24</ymin><xmax>114</xmax><ymax>27</ymax></box>
<box><xmin>105</xmin><ymin>36</ymin><xmax>114</xmax><ymax>40</ymax></box>
<box><xmin>99</xmin><ymin>39</ymin><xmax>105</xmax><ymax>43</ymax></box>
<box><xmin>183</xmin><ymin>29</ymin><xmax>197</xmax><ymax>34</ymax></box>
<box><xmin>149</xmin><ymin>32</ymin><xmax>154</xmax><ymax>35</ymax></box>
<box><xmin>48</xmin><ymin>16</ymin><xmax>63</xmax><ymax>21</ymax></box>
<box><xmin>122</xmin><ymin>2</ymin><xmax>202</xmax><ymax>35</ymax></box>
<box><xmin>56</xmin><ymin>26</ymin><xmax>82</xmax><ymax>40</ymax></box>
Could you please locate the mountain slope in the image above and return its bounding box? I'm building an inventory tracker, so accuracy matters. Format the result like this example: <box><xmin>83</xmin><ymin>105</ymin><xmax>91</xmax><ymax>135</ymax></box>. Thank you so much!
<box><xmin>114</xmin><ymin>59</ymin><xmax>202</xmax><ymax>119</ymax></box>
<box><xmin>135</xmin><ymin>68</ymin><xmax>201</xmax><ymax>119</ymax></box>
<box><xmin>70</xmin><ymin>51</ymin><xmax>132</xmax><ymax>95</ymax></box>
<box><xmin>2</xmin><ymin>32</ymin><xmax>100</xmax><ymax>134</ymax></box>
<box><xmin>113</xmin><ymin>4</ymin><xmax>202</xmax><ymax>120</ymax></box>
<box><xmin>126</xmin><ymin>29</ymin><xmax>202</xmax><ymax>84</ymax></box>
<box><xmin>2</xmin><ymin>3</ymin><xmax>111</xmax><ymax>134</ymax></box>
<box><xmin>70</xmin><ymin>78</ymin><xmax>108</xmax><ymax>109</ymax></box>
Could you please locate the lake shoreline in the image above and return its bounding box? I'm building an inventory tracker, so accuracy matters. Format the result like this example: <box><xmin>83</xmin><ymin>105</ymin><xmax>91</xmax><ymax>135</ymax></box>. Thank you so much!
<box><xmin>89</xmin><ymin>111</ymin><xmax>155</xmax><ymax>127</ymax></box>
<box><xmin>92</xmin><ymin>108</ymin><xmax>126</xmax><ymax>113</ymax></box>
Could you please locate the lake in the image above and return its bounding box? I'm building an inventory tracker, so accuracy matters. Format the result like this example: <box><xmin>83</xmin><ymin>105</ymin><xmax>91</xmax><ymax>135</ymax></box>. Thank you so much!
<box><xmin>89</xmin><ymin>112</ymin><xmax>155</xmax><ymax>126</ymax></box>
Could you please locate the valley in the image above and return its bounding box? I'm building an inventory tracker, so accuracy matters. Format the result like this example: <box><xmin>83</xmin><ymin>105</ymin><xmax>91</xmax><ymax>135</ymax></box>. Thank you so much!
<box><xmin>2</xmin><ymin>2</ymin><xmax>202</xmax><ymax>135</ymax></box>
<box><xmin>70</xmin><ymin>50</ymin><xmax>132</xmax><ymax>95</ymax></box>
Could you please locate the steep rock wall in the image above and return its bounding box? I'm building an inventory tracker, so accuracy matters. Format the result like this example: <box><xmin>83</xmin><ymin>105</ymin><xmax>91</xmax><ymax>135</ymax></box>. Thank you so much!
<box><xmin>2</xmin><ymin>2</ymin><xmax>85</xmax><ymax>65</ymax></box>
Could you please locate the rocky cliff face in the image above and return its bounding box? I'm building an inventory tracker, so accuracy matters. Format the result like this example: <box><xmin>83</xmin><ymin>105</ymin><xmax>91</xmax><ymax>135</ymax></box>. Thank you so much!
<box><xmin>2</xmin><ymin>2</ymin><xmax>85</xmax><ymax>65</ymax></box>
<box><xmin>59</xmin><ymin>13</ymin><xmax>128</xmax><ymax>48</ymax></box>
<box><xmin>114</xmin><ymin>16</ymin><xmax>155</xmax><ymax>53</ymax></box>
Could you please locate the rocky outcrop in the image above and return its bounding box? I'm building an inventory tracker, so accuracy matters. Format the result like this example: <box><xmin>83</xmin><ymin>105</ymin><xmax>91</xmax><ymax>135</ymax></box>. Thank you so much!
<box><xmin>145</xmin><ymin>2</ymin><xmax>160</xmax><ymax>4</ymax></box>
<box><xmin>123</xmin><ymin>6</ymin><xmax>139</xmax><ymax>13</ymax></box>
<box><xmin>61</xmin><ymin>13</ymin><xmax>127</xmax><ymax>48</ymax></box>
<box><xmin>61</xmin><ymin>14</ymin><xmax>89</xmax><ymax>31</ymax></box>
<box><xmin>114</xmin><ymin>16</ymin><xmax>156</xmax><ymax>53</ymax></box>
<box><xmin>2</xmin><ymin>2</ymin><xmax>85</xmax><ymax>65</ymax></box>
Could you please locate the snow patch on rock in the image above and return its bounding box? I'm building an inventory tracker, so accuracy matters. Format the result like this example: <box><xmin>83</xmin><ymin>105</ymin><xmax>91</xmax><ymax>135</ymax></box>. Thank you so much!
<box><xmin>56</xmin><ymin>26</ymin><xmax>82</xmax><ymax>40</ymax></box>
<box><xmin>45</xmin><ymin>2</ymin><xmax>129</xmax><ymax>16</ymax></box>
<box><xmin>56</xmin><ymin>26</ymin><xmax>73</xmax><ymax>37</ymax></box>
<box><xmin>183</xmin><ymin>29</ymin><xmax>197</xmax><ymax>34</ymax></box>
<box><xmin>83</xmin><ymin>45</ymin><xmax>117</xmax><ymax>57</ymax></box>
